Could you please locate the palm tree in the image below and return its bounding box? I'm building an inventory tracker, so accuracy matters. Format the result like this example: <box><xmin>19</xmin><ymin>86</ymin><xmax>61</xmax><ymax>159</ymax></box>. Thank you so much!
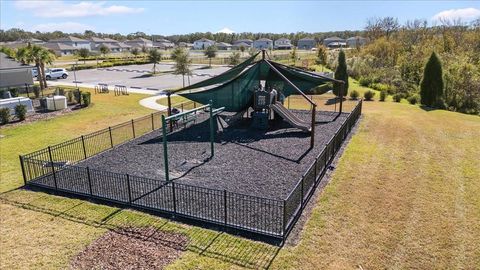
<box><xmin>26</xmin><ymin>45</ymin><xmax>45</xmax><ymax>90</ymax></box>
<box><xmin>15</xmin><ymin>47</ymin><xmax>30</xmax><ymax>64</ymax></box>
<box><xmin>38</xmin><ymin>48</ymin><xmax>56</xmax><ymax>89</ymax></box>
<box><xmin>172</xmin><ymin>48</ymin><xmax>192</xmax><ymax>87</ymax></box>
<box><xmin>148</xmin><ymin>49</ymin><xmax>162</xmax><ymax>74</ymax></box>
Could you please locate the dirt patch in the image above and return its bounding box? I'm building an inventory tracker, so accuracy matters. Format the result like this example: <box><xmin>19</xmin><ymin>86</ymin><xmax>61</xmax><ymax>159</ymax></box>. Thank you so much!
<box><xmin>70</xmin><ymin>227</ymin><xmax>189</xmax><ymax>270</ymax></box>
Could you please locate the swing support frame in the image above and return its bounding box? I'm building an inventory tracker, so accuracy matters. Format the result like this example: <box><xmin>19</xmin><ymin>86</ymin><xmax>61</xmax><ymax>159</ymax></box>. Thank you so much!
<box><xmin>161</xmin><ymin>101</ymin><xmax>224</xmax><ymax>182</ymax></box>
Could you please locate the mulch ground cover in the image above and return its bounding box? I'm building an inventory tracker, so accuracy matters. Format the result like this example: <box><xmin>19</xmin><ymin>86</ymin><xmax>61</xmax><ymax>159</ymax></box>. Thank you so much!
<box><xmin>70</xmin><ymin>227</ymin><xmax>188</xmax><ymax>270</ymax></box>
<box><xmin>77</xmin><ymin>110</ymin><xmax>348</xmax><ymax>200</ymax></box>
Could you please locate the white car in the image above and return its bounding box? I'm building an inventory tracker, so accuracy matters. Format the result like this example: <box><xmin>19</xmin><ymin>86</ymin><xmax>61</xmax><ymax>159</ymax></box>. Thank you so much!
<box><xmin>45</xmin><ymin>68</ymin><xmax>69</xmax><ymax>80</ymax></box>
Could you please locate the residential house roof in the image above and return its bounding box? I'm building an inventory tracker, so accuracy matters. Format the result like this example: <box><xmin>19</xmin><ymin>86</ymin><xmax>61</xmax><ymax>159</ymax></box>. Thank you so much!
<box><xmin>275</xmin><ymin>38</ymin><xmax>291</xmax><ymax>42</ymax></box>
<box><xmin>42</xmin><ymin>42</ymin><xmax>78</xmax><ymax>51</ymax></box>
<box><xmin>299</xmin><ymin>37</ymin><xmax>315</xmax><ymax>41</ymax></box>
<box><xmin>0</xmin><ymin>52</ymin><xmax>34</xmax><ymax>70</ymax></box>
<box><xmin>50</xmin><ymin>36</ymin><xmax>89</xmax><ymax>43</ymax></box>
<box><xmin>256</xmin><ymin>38</ymin><xmax>272</xmax><ymax>42</ymax></box>
<box><xmin>195</xmin><ymin>38</ymin><xmax>215</xmax><ymax>43</ymax></box>
<box><xmin>346</xmin><ymin>36</ymin><xmax>367</xmax><ymax>41</ymax></box>
<box><xmin>232</xmin><ymin>42</ymin><xmax>250</xmax><ymax>47</ymax></box>
<box><xmin>234</xmin><ymin>39</ymin><xmax>253</xmax><ymax>44</ymax></box>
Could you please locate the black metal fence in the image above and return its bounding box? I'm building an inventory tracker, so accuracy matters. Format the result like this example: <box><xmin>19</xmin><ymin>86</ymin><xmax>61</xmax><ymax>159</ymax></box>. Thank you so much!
<box><xmin>19</xmin><ymin>99</ymin><xmax>362</xmax><ymax>242</ymax></box>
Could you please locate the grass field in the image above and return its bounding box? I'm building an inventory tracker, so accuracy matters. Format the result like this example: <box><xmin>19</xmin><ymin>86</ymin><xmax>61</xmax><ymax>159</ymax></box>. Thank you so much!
<box><xmin>1</xmin><ymin>82</ymin><xmax>479</xmax><ymax>269</ymax></box>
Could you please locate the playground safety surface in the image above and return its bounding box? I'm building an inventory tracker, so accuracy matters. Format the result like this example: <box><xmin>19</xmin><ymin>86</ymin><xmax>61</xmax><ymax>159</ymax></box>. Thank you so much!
<box><xmin>77</xmin><ymin>110</ymin><xmax>349</xmax><ymax>200</ymax></box>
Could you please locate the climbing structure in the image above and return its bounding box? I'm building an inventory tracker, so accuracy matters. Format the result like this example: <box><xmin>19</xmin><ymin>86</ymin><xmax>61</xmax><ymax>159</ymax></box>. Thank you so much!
<box><xmin>168</xmin><ymin>50</ymin><xmax>346</xmax><ymax>147</ymax></box>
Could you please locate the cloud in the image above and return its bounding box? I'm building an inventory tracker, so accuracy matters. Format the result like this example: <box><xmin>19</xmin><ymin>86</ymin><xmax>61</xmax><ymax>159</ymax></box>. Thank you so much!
<box><xmin>29</xmin><ymin>22</ymin><xmax>94</xmax><ymax>33</ymax></box>
<box><xmin>432</xmin><ymin>7</ymin><xmax>480</xmax><ymax>21</ymax></box>
<box><xmin>216</xmin><ymin>27</ymin><xmax>235</xmax><ymax>34</ymax></box>
<box><xmin>14</xmin><ymin>0</ymin><xmax>144</xmax><ymax>18</ymax></box>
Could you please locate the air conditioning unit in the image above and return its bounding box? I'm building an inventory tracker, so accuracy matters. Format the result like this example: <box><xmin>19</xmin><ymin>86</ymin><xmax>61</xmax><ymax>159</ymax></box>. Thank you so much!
<box><xmin>46</xmin><ymin>95</ymin><xmax>67</xmax><ymax>111</ymax></box>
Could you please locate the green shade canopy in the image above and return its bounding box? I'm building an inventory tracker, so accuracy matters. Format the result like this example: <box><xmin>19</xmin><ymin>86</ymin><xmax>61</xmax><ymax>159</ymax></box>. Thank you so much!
<box><xmin>172</xmin><ymin>54</ymin><xmax>336</xmax><ymax>112</ymax></box>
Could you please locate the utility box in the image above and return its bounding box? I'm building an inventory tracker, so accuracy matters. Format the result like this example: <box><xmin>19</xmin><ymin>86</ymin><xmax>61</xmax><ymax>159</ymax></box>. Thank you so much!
<box><xmin>46</xmin><ymin>96</ymin><xmax>67</xmax><ymax>111</ymax></box>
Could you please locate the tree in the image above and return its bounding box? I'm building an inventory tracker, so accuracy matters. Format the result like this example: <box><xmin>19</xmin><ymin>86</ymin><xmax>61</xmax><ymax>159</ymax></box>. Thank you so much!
<box><xmin>420</xmin><ymin>52</ymin><xmax>444</xmax><ymax>108</ymax></box>
<box><xmin>333</xmin><ymin>50</ymin><xmax>349</xmax><ymax>96</ymax></box>
<box><xmin>15</xmin><ymin>47</ymin><xmax>30</xmax><ymax>64</ymax></box>
<box><xmin>131</xmin><ymin>47</ymin><xmax>140</xmax><ymax>58</ymax></box>
<box><xmin>315</xmin><ymin>45</ymin><xmax>327</xmax><ymax>71</ymax></box>
<box><xmin>172</xmin><ymin>48</ymin><xmax>192</xmax><ymax>87</ymax></box>
<box><xmin>239</xmin><ymin>45</ymin><xmax>246</xmax><ymax>55</ymax></box>
<box><xmin>77</xmin><ymin>48</ymin><xmax>90</xmax><ymax>64</ymax></box>
<box><xmin>148</xmin><ymin>49</ymin><xmax>162</xmax><ymax>74</ymax></box>
<box><xmin>228</xmin><ymin>52</ymin><xmax>241</xmax><ymax>66</ymax></box>
<box><xmin>290</xmin><ymin>47</ymin><xmax>297</xmax><ymax>66</ymax></box>
<box><xmin>204</xmin><ymin>45</ymin><xmax>217</xmax><ymax>67</ymax></box>
<box><xmin>99</xmin><ymin>45</ymin><xmax>110</xmax><ymax>58</ymax></box>
<box><xmin>38</xmin><ymin>48</ymin><xmax>55</xmax><ymax>89</ymax></box>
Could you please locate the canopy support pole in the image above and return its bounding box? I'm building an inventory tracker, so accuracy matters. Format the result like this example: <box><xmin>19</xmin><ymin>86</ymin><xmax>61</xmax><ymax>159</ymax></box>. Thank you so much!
<box><xmin>167</xmin><ymin>92</ymin><xmax>173</xmax><ymax>132</ymax></box>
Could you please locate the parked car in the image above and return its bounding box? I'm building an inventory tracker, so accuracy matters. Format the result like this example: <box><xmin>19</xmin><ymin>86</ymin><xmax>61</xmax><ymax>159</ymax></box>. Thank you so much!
<box><xmin>32</xmin><ymin>68</ymin><xmax>38</xmax><ymax>77</ymax></box>
<box><xmin>45</xmin><ymin>68</ymin><xmax>69</xmax><ymax>80</ymax></box>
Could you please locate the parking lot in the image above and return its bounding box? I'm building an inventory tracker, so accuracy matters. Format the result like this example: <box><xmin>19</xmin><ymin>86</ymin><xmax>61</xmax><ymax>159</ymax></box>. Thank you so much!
<box><xmin>54</xmin><ymin>63</ymin><xmax>230</xmax><ymax>92</ymax></box>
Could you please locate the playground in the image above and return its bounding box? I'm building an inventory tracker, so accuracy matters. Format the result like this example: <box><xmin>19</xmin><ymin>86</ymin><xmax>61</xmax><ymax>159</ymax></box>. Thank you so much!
<box><xmin>20</xmin><ymin>51</ymin><xmax>361</xmax><ymax>241</ymax></box>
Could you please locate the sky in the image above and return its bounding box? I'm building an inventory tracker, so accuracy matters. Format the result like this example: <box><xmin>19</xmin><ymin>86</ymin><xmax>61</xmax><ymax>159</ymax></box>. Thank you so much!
<box><xmin>1</xmin><ymin>0</ymin><xmax>479</xmax><ymax>35</ymax></box>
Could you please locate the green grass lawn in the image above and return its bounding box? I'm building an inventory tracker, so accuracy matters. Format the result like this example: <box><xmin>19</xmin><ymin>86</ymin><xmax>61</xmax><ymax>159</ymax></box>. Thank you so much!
<box><xmin>1</xmin><ymin>82</ymin><xmax>479</xmax><ymax>269</ymax></box>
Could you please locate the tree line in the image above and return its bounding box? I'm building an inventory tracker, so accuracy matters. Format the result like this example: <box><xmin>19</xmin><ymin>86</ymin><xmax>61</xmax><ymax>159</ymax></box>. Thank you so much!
<box><xmin>0</xmin><ymin>28</ymin><xmax>363</xmax><ymax>45</ymax></box>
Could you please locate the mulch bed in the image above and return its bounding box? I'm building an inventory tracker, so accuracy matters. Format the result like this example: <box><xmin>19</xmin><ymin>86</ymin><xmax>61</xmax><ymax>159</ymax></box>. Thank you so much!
<box><xmin>70</xmin><ymin>227</ymin><xmax>189</xmax><ymax>270</ymax></box>
<box><xmin>77</xmin><ymin>110</ymin><xmax>348</xmax><ymax>199</ymax></box>
<box><xmin>0</xmin><ymin>104</ymin><xmax>83</xmax><ymax>129</ymax></box>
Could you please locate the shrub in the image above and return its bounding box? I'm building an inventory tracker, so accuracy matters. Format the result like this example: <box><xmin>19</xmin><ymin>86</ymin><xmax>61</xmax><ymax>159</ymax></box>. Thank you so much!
<box><xmin>0</xmin><ymin>108</ymin><xmax>10</xmax><ymax>125</ymax></box>
<box><xmin>9</xmin><ymin>87</ymin><xmax>18</xmax><ymax>97</ymax></box>
<box><xmin>33</xmin><ymin>85</ymin><xmax>40</xmax><ymax>98</ymax></box>
<box><xmin>74</xmin><ymin>90</ymin><xmax>82</xmax><ymax>104</ymax></box>
<box><xmin>349</xmin><ymin>90</ymin><xmax>359</xmax><ymax>100</ymax></box>
<box><xmin>407</xmin><ymin>95</ymin><xmax>419</xmax><ymax>104</ymax></box>
<box><xmin>67</xmin><ymin>91</ymin><xmax>74</xmax><ymax>103</ymax></box>
<box><xmin>393</xmin><ymin>93</ymin><xmax>403</xmax><ymax>102</ymax></box>
<box><xmin>14</xmin><ymin>104</ymin><xmax>27</xmax><ymax>121</ymax></box>
<box><xmin>81</xmin><ymin>92</ymin><xmax>91</xmax><ymax>107</ymax></box>
<box><xmin>364</xmin><ymin>90</ymin><xmax>375</xmax><ymax>101</ymax></box>
<box><xmin>358</xmin><ymin>77</ymin><xmax>372</xmax><ymax>87</ymax></box>
<box><xmin>379</xmin><ymin>90</ymin><xmax>387</xmax><ymax>101</ymax></box>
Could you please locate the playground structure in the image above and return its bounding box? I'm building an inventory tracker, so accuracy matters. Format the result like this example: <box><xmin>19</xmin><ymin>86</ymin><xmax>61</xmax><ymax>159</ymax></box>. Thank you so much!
<box><xmin>166</xmin><ymin>50</ymin><xmax>346</xmax><ymax>148</ymax></box>
<box><xmin>18</xmin><ymin>52</ymin><xmax>359</xmax><ymax>244</ymax></box>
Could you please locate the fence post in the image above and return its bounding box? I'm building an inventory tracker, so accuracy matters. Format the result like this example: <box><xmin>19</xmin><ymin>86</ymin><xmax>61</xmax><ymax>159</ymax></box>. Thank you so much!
<box><xmin>151</xmin><ymin>113</ymin><xmax>154</xmax><ymax>130</ymax></box>
<box><xmin>283</xmin><ymin>200</ymin><xmax>287</xmax><ymax>236</ymax></box>
<box><xmin>126</xmin><ymin>174</ymin><xmax>132</xmax><ymax>204</ymax></box>
<box><xmin>224</xmin><ymin>189</ymin><xmax>228</xmax><ymax>225</ymax></box>
<box><xmin>314</xmin><ymin>157</ymin><xmax>318</xmax><ymax>183</ymax></box>
<box><xmin>81</xmin><ymin>135</ymin><xmax>87</xmax><ymax>159</ymax></box>
<box><xmin>301</xmin><ymin>177</ymin><xmax>304</xmax><ymax>209</ymax></box>
<box><xmin>19</xmin><ymin>155</ymin><xmax>27</xmax><ymax>185</ymax></box>
<box><xmin>172</xmin><ymin>181</ymin><xmax>176</xmax><ymax>214</ymax></box>
<box><xmin>109</xmin><ymin>127</ymin><xmax>114</xmax><ymax>147</ymax></box>
<box><xmin>87</xmin><ymin>167</ymin><xmax>93</xmax><ymax>195</ymax></box>
<box><xmin>131</xmin><ymin>119</ymin><xmax>136</xmax><ymax>138</ymax></box>
<box><xmin>48</xmin><ymin>146</ymin><xmax>58</xmax><ymax>190</ymax></box>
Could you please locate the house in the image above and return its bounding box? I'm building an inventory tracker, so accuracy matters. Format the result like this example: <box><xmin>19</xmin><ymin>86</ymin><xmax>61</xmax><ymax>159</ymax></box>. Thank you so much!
<box><xmin>154</xmin><ymin>38</ymin><xmax>175</xmax><ymax>50</ymax></box>
<box><xmin>347</xmin><ymin>36</ymin><xmax>367</xmax><ymax>48</ymax></box>
<box><xmin>178</xmin><ymin>42</ymin><xmax>194</xmax><ymax>48</ymax></box>
<box><xmin>323</xmin><ymin>37</ymin><xmax>346</xmax><ymax>47</ymax></box>
<box><xmin>297</xmin><ymin>37</ymin><xmax>317</xmax><ymax>50</ymax></box>
<box><xmin>0</xmin><ymin>52</ymin><xmax>34</xmax><ymax>88</ymax></box>
<box><xmin>125</xmin><ymin>37</ymin><xmax>153</xmax><ymax>49</ymax></box>
<box><xmin>253</xmin><ymin>38</ymin><xmax>273</xmax><ymax>50</ymax></box>
<box><xmin>89</xmin><ymin>37</ymin><xmax>124</xmax><ymax>52</ymax></box>
<box><xmin>233</xmin><ymin>39</ymin><xmax>253</xmax><ymax>47</ymax></box>
<box><xmin>232</xmin><ymin>42</ymin><xmax>251</xmax><ymax>50</ymax></box>
<box><xmin>215</xmin><ymin>42</ymin><xmax>232</xmax><ymax>50</ymax></box>
<box><xmin>274</xmin><ymin>38</ymin><xmax>293</xmax><ymax>50</ymax></box>
<box><xmin>193</xmin><ymin>38</ymin><xmax>215</xmax><ymax>50</ymax></box>
<box><xmin>42</xmin><ymin>42</ymin><xmax>78</xmax><ymax>56</ymax></box>
<box><xmin>49</xmin><ymin>36</ymin><xmax>91</xmax><ymax>50</ymax></box>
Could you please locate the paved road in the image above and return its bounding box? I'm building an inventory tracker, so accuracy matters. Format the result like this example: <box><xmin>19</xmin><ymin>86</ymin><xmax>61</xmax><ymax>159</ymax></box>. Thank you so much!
<box><xmin>54</xmin><ymin>63</ymin><xmax>229</xmax><ymax>91</ymax></box>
